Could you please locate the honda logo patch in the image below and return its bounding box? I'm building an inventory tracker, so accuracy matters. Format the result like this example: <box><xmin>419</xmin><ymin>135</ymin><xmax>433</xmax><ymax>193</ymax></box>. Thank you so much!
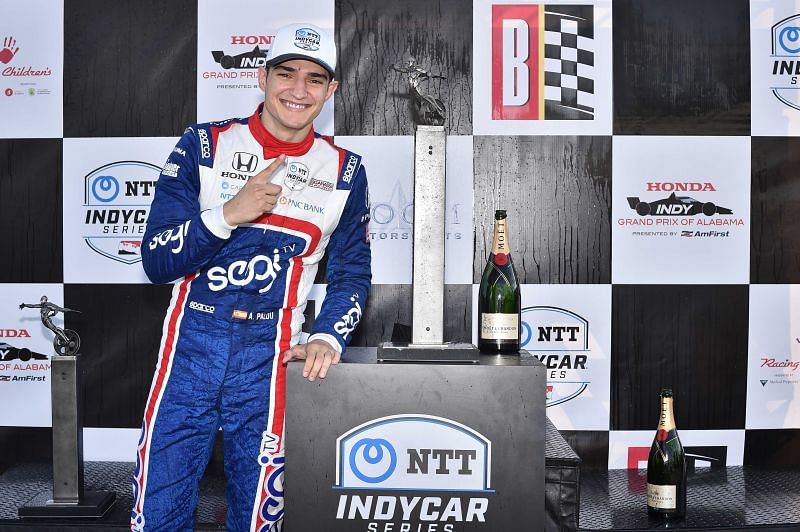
<box><xmin>232</xmin><ymin>152</ymin><xmax>258</xmax><ymax>173</ymax></box>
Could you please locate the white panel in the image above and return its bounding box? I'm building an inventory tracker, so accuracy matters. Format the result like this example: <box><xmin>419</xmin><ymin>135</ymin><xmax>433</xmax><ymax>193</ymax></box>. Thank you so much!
<box><xmin>62</xmin><ymin>137</ymin><xmax>179</xmax><ymax>283</ymax></box>
<box><xmin>612</xmin><ymin>136</ymin><xmax>751</xmax><ymax>284</ymax></box>
<box><xmin>334</xmin><ymin>136</ymin><xmax>474</xmax><ymax>285</ymax></box>
<box><xmin>0</xmin><ymin>0</ymin><xmax>64</xmax><ymax>138</ymax></box>
<box><xmin>83</xmin><ymin>427</ymin><xmax>139</xmax><ymax>462</ymax></box>
<box><xmin>197</xmin><ymin>0</ymin><xmax>335</xmax><ymax>134</ymax></box>
<box><xmin>0</xmin><ymin>284</ymin><xmax>64</xmax><ymax>427</ymax></box>
<box><xmin>746</xmin><ymin>284</ymin><xmax>800</xmax><ymax>428</ymax></box>
<box><xmin>471</xmin><ymin>284</ymin><xmax>611</xmax><ymax>430</ymax></box>
<box><xmin>750</xmin><ymin>0</ymin><xmax>800</xmax><ymax>136</ymax></box>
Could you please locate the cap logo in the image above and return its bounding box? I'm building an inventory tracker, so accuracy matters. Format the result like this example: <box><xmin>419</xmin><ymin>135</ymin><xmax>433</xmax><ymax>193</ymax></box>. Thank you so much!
<box><xmin>294</xmin><ymin>28</ymin><xmax>321</xmax><ymax>51</ymax></box>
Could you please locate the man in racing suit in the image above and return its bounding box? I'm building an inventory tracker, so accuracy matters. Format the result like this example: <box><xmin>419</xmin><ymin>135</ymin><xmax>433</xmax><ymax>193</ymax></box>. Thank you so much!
<box><xmin>130</xmin><ymin>22</ymin><xmax>370</xmax><ymax>532</ymax></box>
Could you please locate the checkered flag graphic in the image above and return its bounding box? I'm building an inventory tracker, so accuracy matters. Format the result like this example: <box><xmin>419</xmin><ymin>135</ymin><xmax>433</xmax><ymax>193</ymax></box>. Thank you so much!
<box><xmin>544</xmin><ymin>5</ymin><xmax>594</xmax><ymax>119</ymax></box>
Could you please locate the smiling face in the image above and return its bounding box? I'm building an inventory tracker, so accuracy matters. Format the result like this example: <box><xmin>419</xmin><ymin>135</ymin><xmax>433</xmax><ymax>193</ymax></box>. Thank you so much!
<box><xmin>258</xmin><ymin>59</ymin><xmax>338</xmax><ymax>143</ymax></box>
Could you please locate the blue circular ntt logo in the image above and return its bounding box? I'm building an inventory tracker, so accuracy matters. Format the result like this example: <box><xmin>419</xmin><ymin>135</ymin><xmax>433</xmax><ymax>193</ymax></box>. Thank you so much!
<box><xmin>520</xmin><ymin>320</ymin><xmax>533</xmax><ymax>348</ymax></box>
<box><xmin>91</xmin><ymin>175</ymin><xmax>120</xmax><ymax>203</ymax></box>
<box><xmin>779</xmin><ymin>26</ymin><xmax>800</xmax><ymax>53</ymax></box>
<box><xmin>349</xmin><ymin>438</ymin><xmax>397</xmax><ymax>483</ymax></box>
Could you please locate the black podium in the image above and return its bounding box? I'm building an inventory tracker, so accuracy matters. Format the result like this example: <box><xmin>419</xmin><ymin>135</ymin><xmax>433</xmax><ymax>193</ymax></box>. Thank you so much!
<box><xmin>285</xmin><ymin>351</ymin><xmax>547</xmax><ymax>531</ymax></box>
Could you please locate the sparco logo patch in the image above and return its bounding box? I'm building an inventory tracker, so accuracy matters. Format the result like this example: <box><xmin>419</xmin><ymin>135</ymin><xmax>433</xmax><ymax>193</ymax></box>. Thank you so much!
<box><xmin>284</xmin><ymin>162</ymin><xmax>310</xmax><ymax>191</ymax></box>
<box><xmin>197</xmin><ymin>128</ymin><xmax>211</xmax><ymax>159</ymax></box>
<box><xmin>188</xmin><ymin>301</ymin><xmax>215</xmax><ymax>314</ymax></box>
<box><xmin>342</xmin><ymin>155</ymin><xmax>358</xmax><ymax>184</ymax></box>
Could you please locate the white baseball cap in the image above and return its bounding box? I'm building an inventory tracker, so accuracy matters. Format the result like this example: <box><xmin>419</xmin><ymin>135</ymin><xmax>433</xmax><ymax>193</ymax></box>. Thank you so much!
<box><xmin>265</xmin><ymin>23</ymin><xmax>337</xmax><ymax>78</ymax></box>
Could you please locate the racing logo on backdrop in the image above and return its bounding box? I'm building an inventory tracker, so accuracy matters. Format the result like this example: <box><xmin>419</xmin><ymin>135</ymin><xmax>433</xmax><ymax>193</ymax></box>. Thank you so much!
<box><xmin>0</xmin><ymin>342</ymin><xmax>48</xmax><ymax>362</ymax></box>
<box><xmin>627</xmin><ymin>193</ymin><xmax>732</xmax><ymax>217</ymax></box>
<box><xmin>521</xmin><ymin>306</ymin><xmax>590</xmax><ymax>407</ymax></box>
<box><xmin>618</xmin><ymin>181</ymin><xmax>745</xmax><ymax>240</ymax></box>
<box><xmin>211</xmin><ymin>46</ymin><xmax>267</xmax><ymax>70</ymax></box>
<box><xmin>83</xmin><ymin>161</ymin><xmax>160</xmax><ymax>264</ymax></box>
<box><xmin>492</xmin><ymin>5</ymin><xmax>595</xmax><ymax>120</ymax></box>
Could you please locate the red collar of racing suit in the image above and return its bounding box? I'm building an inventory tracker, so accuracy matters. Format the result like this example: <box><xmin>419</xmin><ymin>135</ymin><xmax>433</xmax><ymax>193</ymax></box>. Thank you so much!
<box><xmin>248</xmin><ymin>103</ymin><xmax>315</xmax><ymax>159</ymax></box>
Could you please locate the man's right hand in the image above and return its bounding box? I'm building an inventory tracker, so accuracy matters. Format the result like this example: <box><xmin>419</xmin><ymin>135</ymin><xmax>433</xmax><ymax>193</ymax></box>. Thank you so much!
<box><xmin>223</xmin><ymin>154</ymin><xmax>286</xmax><ymax>226</ymax></box>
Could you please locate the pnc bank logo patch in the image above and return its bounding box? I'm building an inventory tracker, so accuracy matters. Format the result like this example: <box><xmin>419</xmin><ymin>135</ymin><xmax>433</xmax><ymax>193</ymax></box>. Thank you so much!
<box><xmin>492</xmin><ymin>4</ymin><xmax>594</xmax><ymax>120</ymax></box>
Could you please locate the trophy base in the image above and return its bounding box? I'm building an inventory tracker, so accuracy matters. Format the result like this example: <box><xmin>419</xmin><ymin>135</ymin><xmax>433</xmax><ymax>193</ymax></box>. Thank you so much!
<box><xmin>377</xmin><ymin>342</ymin><xmax>480</xmax><ymax>364</ymax></box>
<box><xmin>18</xmin><ymin>489</ymin><xmax>116</xmax><ymax>519</ymax></box>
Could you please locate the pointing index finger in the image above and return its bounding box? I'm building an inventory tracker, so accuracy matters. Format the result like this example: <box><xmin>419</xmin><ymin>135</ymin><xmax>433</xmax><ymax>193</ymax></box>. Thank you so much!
<box><xmin>250</xmin><ymin>154</ymin><xmax>286</xmax><ymax>185</ymax></box>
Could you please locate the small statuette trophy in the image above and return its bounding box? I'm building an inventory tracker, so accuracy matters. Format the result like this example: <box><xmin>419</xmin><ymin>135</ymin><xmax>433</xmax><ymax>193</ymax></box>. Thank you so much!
<box><xmin>19</xmin><ymin>296</ymin><xmax>81</xmax><ymax>356</ymax></box>
<box><xmin>393</xmin><ymin>56</ymin><xmax>447</xmax><ymax>126</ymax></box>
<box><xmin>17</xmin><ymin>296</ymin><xmax>116</xmax><ymax>518</ymax></box>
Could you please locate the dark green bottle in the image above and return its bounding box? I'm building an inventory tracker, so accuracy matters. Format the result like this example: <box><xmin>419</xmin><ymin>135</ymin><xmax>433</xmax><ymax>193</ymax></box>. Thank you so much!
<box><xmin>647</xmin><ymin>388</ymin><xmax>687</xmax><ymax>519</ymax></box>
<box><xmin>478</xmin><ymin>210</ymin><xmax>521</xmax><ymax>353</ymax></box>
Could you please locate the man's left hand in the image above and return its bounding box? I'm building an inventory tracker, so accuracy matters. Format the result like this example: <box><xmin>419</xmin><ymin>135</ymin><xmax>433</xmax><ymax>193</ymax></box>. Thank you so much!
<box><xmin>282</xmin><ymin>339</ymin><xmax>341</xmax><ymax>381</ymax></box>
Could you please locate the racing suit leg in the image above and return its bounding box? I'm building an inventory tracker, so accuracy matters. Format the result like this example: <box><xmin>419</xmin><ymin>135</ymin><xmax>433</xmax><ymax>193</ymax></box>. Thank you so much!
<box><xmin>219</xmin><ymin>319</ymin><xmax>284</xmax><ymax>532</ymax></box>
<box><xmin>131</xmin><ymin>310</ymin><xmax>230</xmax><ymax>531</ymax></box>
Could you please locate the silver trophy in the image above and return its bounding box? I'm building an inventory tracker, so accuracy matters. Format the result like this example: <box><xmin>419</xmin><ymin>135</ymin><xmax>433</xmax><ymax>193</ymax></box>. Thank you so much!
<box><xmin>380</xmin><ymin>56</ymin><xmax>480</xmax><ymax>363</ymax></box>
<box><xmin>17</xmin><ymin>296</ymin><xmax>115</xmax><ymax>518</ymax></box>
<box><xmin>393</xmin><ymin>56</ymin><xmax>446</xmax><ymax>126</ymax></box>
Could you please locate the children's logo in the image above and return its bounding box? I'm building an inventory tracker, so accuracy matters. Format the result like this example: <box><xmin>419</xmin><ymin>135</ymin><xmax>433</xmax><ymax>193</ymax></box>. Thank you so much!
<box><xmin>0</xmin><ymin>36</ymin><xmax>19</xmax><ymax>65</ymax></box>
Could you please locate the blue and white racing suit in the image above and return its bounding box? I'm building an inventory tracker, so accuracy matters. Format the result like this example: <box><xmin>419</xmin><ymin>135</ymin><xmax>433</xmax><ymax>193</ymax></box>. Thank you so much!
<box><xmin>131</xmin><ymin>105</ymin><xmax>371</xmax><ymax>531</ymax></box>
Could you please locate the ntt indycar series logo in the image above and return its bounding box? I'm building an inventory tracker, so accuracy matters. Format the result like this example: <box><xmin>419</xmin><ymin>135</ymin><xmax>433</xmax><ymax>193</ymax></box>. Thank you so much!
<box><xmin>334</xmin><ymin>415</ymin><xmax>492</xmax><ymax>531</ymax></box>
<box><xmin>83</xmin><ymin>161</ymin><xmax>160</xmax><ymax>264</ymax></box>
<box><xmin>521</xmin><ymin>306</ymin><xmax>590</xmax><ymax>407</ymax></box>
<box><xmin>771</xmin><ymin>14</ymin><xmax>800</xmax><ymax>111</ymax></box>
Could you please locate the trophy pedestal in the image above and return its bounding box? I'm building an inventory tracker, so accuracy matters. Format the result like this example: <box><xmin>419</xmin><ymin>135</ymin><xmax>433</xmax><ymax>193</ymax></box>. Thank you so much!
<box><xmin>18</xmin><ymin>355</ymin><xmax>116</xmax><ymax>519</ymax></box>
<box><xmin>18</xmin><ymin>489</ymin><xmax>116</xmax><ymax>518</ymax></box>
<box><xmin>377</xmin><ymin>341</ymin><xmax>480</xmax><ymax>363</ymax></box>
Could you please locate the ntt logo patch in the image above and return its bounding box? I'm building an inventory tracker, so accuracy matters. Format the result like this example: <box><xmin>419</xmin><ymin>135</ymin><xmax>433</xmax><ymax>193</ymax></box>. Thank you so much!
<box><xmin>336</xmin><ymin>414</ymin><xmax>492</xmax><ymax>492</ymax></box>
<box><xmin>333</xmin><ymin>415</ymin><xmax>493</xmax><ymax>527</ymax></box>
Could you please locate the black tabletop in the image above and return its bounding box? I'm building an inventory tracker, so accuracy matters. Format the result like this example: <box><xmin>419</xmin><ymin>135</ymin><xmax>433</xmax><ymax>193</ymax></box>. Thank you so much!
<box><xmin>579</xmin><ymin>466</ymin><xmax>800</xmax><ymax>531</ymax></box>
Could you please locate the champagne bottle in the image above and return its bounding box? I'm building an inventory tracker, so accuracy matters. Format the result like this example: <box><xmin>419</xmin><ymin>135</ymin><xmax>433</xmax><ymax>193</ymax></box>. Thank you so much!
<box><xmin>478</xmin><ymin>210</ymin><xmax>521</xmax><ymax>353</ymax></box>
<box><xmin>647</xmin><ymin>388</ymin><xmax>687</xmax><ymax>519</ymax></box>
